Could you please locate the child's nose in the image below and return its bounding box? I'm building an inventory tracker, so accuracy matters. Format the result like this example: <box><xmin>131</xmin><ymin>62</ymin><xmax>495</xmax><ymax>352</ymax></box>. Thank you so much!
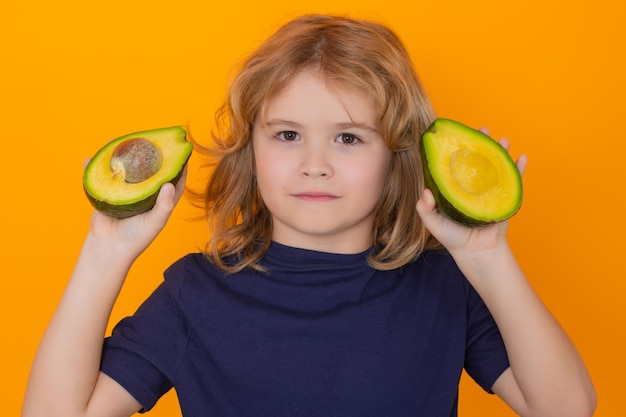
<box><xmin>299</xmin><ymin>142</ymin><xmax>333</xmax><ymax>178</ymax></box>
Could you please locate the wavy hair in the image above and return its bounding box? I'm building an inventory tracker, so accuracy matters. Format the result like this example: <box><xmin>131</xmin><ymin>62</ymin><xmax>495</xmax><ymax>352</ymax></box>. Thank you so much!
<box><xmin>196</xmin><ymin>14</ymin><xmax>440</xmax><ymax>273</ymax></box>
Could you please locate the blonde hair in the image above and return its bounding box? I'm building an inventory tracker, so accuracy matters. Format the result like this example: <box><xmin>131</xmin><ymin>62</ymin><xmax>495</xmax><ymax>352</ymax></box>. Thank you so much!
<box><xmin>197</xmin><ymin>14</ymin><xmax>439</xmax><ymax>273</ymax></box>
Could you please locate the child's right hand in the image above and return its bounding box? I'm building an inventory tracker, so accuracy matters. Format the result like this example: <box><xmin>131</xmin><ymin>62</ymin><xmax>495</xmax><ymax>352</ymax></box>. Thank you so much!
<box><xmin>85</xmin><ymin>165</ymin><xmax>188</xmax><ymax>264</ymax></box>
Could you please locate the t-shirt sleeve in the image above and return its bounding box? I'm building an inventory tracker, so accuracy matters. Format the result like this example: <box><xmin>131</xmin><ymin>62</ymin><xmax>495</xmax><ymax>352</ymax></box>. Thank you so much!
<box><xmin>463</xmin><ymin>283</ymin><xmax>510</xmax><ymax>393</ymax></box>
<box><xmin>100</xmin><ymin>264</ymin><xmax>190</xmax><ymax>412</ymax></box>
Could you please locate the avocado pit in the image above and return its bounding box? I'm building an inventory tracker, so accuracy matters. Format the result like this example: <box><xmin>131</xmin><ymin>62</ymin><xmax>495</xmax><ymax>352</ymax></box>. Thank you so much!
<box><xmin>110</xmin><ymin>137</ymin><xmax>163</xmax><ymax>183</ymax></box>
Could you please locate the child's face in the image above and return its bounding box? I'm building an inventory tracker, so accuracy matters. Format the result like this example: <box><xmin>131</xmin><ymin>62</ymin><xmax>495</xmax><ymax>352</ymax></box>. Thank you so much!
<box><xmin>252</xmin><ymin>68</ymin><xmax>392</xmax><ymax>254</ymax></box>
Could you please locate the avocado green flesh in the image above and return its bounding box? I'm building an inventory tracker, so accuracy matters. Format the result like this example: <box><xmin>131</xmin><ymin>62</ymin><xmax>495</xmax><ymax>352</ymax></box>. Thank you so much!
<box><xmin>420</xmin><ymin>118</ymin><xmax>522</xmax><ymax>226</ymax></box>
<box><xmin>83</xmin><ymin>126</ymin><xmax>192</xmax><ymax>218</ymax></box>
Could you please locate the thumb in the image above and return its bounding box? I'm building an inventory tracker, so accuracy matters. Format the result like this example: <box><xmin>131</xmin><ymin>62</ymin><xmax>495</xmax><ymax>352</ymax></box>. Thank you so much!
<box><xmin>416</xmin><ymin>189</ymin><xmax>443</xmax><ymax>233</ymax></box>
<box><xmin>145</xmin><ymin>182</ymin><xmax>177</xmax><ymax>227</ymax></box>
<box><xmin>144</xmin><ymin>166</ymin><xmax>187</xmax><ymax>229</ymax></box>
<box><xmin>416</xmin><ymin>188</ymin><xmax>437</xmax><ymax>218</ymax></box>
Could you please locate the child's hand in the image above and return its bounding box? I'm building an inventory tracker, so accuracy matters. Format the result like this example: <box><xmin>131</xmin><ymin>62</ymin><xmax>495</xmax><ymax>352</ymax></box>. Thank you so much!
<box><xmin>416</xmin><ymin>128</ymin><xmax>527</xmax><ymax>257</ymax></box>
<box><xmin>85</xmin><ymin>163</ymin><xmax>188</xmax><ymax>263</ymax></box>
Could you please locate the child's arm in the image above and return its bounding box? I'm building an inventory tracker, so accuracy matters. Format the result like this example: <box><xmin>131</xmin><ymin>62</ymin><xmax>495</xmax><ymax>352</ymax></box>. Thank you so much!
<box><xmin>416</xmin><ymin>141</ymin><xmax>596</xmax><ymax>417</ymax></box>
<box><xmin>22</xmin><ymin>172</ymin><xmax>186</xmax><ymax>417</ymax></box>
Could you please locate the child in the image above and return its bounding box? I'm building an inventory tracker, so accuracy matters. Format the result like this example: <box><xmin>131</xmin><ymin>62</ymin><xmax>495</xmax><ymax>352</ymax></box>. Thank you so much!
<box><xmin>23</xmin><ymin>14</ymin><xmax>596</xmax><ymax>417</ymax></box>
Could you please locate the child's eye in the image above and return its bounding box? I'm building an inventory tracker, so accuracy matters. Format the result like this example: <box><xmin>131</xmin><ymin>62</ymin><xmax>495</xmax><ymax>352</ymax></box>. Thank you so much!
<box><xmin>276</xmin><ymin>131</ymin><xmax>300</xmax><ymax>141</ymax></box>
<box><xmin>336</xmin><ymin>133</ymin><xmax>361</xmax><ymax>145</ymax></box>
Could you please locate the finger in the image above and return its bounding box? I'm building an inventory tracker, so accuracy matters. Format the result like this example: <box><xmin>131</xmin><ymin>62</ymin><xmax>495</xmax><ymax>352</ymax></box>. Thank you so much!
<box><xmin>144</xmin><ymin>182</ymin><xmax>177</xmax><ymax>228</ymax></box>
<box><xmin>480</xmin><ymin>127</ymin><xmax>510</xmax><ymax>151</ymax></box>
<box><xmin>516</xmin><ymin>154</ymin><xmax>528</xmax><ymax>176</ymax></box>
<box><xmin>172</xmin><ymin>164</ymin><xmax>189</xmax><ymax>203</ymax></box>
<box><xmin>83</xmin><ymin>158</ymin><xmax>91</xmax><ymax>169</ymax></box>
<box><xmin>144</xmin><ymin>163</ymin><xmax>188</xmax><ymax>222</ymax></box>
<box><xmin>498</xmin><ymin>137</ymin><xmax>510</xmax><ymax>151</ymax></box>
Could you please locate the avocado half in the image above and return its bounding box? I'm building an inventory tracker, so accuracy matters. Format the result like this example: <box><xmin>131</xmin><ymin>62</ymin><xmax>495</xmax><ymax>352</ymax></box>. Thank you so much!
<box><xmin>83</xmin><ymin>126</ymin><xmax>193</xmax><ymax>218</ymax></box>
<box><xmin>420</xmin><ymin>118</ymin><xmax>522</xmax><ymax>227</ymax></box>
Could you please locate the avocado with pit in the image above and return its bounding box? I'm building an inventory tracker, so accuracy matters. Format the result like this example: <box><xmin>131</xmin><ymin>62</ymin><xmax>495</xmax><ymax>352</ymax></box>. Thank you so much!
<box><xmin>420</xmin><ymin>118</ymin><xmax>522</xmax><ymax>227</ymax></box>
<box><xmin>83</xmin><ymin>126</ymin><xmax>193</xmax><ymax>218</ymax></box>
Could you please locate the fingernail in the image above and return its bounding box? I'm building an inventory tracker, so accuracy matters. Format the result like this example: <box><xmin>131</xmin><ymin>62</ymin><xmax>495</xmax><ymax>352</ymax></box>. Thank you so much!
<box><xmin>423</xmin><ymin>189</ymin><xmax>432</xmax><ymax>203</ymax></box>
<box><xmin>162</xmin><ymin>183</ymin><xmax>174</xmax><ymax>195</ymax></box>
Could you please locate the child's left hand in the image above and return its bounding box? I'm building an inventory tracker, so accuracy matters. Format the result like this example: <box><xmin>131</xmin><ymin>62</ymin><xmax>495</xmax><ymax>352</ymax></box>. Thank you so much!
<box><xmin>416</xmin><ymin>129</ymin><xmax>528</xmax><ymax>258</ymax></box>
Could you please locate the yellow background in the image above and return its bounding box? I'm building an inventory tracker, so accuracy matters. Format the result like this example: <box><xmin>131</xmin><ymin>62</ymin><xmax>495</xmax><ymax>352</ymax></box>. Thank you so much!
<box><xmin>2</xmin><ymin>0</ymin><xmax>624</xmax><ymax>415</ymax></box>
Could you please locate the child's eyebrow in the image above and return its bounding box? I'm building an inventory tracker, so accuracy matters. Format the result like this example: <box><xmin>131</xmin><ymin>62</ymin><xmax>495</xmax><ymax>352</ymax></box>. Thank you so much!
<box><xmin>263</xmin><ymin>119</ymin><xmax>303</xmax><ymax>129</ymax></box>
<box><xmin>263</xmin><ymin>119</ymin><xmax>379</xmax><ymax>133</ymax></box>
<box><xmin>335</xmin><ymin>122</ymin><xmax>379</xmax><ymax>133</ymax></box>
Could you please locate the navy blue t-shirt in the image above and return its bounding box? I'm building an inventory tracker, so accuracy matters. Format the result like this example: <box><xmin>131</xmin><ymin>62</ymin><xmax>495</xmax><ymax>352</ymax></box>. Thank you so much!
<box><xmin>100</xmin><ymin>242</ymin><xmax>509</xmax><ymax>416</ymax></box>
